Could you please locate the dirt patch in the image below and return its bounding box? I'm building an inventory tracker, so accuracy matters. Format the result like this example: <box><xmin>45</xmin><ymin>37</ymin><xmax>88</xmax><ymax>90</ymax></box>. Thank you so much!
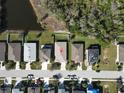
<box><xmin>103</xmin><ymin>48</ymin><xmax>110</xmax><ymax>64</ymax></box>
<box><xmin>42</xmin><ymin>16</ymin><xmax>67</xmax><ymax>31</ymax></box>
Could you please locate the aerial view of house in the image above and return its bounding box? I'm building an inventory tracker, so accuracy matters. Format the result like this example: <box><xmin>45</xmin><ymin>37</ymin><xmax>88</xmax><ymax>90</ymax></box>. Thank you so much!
<box><xmin>8</xmin><ymin>42</ymin><xmax>22</xmax><ymax>62</ymax></box>
<box><xmin>24</xmin><ymin>43</ymin><xmax>36</xmax><ymax>62</ymax></box>
<box><xmin>39</xmin><ymin>44</ymin><xmax>53</xmax><ymax>62</ymax></box>
<box><xmin>0</xmin><ymin>0</ymin><xmax>124</xmax><ymax>93</ymax></box>
<box><xmin>87</xmin><ymin>45</ymin><xmax>100</xmax><ymax>65</ymax></box>
<box><xmin>54</xmin><ymin>41</ymin><xmax>67</xmax><ymax>63</ymax></box>
<box><xmin>71</xmin><ymin>42</ymin><xmax>84</xmax><ymax>64</ymax></box>
<box><xmin>116</xmin><ymin>43</ymin><xmax>124</xmax><ymax>63</ymax></box>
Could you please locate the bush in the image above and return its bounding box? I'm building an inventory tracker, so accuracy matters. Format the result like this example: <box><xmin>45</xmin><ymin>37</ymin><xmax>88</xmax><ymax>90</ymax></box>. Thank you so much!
<box><xmin>4</xmin><ymin>60</ymin><xmax>16</xmax><ymax>70</ymax></box>
<box><xmin>20</xmin><ymin>62</ymin><xmax>27</xmax><ymax>69</ymax></box>
<box><xmin>48</xmin><ymin>62</ymin><xmax>61</xmax><ymax>70</ymax></box>
<box><xmin>30</xmin><ymin>62</ymin><xmax>42</xmax><ymax>70</ymax></box>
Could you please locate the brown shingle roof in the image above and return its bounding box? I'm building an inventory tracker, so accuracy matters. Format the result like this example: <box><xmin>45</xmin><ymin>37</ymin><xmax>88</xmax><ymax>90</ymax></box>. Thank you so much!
<box><xmin>71</xmin><ymin>43</ymin><xmax>84</xmax><ymax>63</ymax></box>
<box><xmin>0</xmin><ymin>42</ymin><xmax>6</xmax><ymax>61</ymax></box>
<box><xmin>8</xmin><ymin>43</ymin><xmax>21</xmax><ymax>61</ymax></box>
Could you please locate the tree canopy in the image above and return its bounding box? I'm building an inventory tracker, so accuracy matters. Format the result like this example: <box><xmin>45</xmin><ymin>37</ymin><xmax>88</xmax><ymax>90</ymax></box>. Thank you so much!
<box><xmin>44</xmin><ymin>0</ymin><xmax>124</xmax><ymax>42</ymax></box>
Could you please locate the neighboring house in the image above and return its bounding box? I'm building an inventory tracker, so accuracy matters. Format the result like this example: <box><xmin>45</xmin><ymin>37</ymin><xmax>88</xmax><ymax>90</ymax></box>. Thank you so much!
<box><xmin>24</xmin><ymin>43</ymin><xmax>36</xmax><ymax>62</ymax></box>
<box><xmin>12</xmin><ymin>88</ymin><xmax>24</xmax><ymax>93</ymax></box>
<box><xmin>0</xmin><ymin>87</ymin><xmax>11</xmax><ymax>93</ymax></box>
<box><xmin>87</xmin><ymin>46</ymin><xmax>99</xmax><ymax>65</ymax></box>
<box><xmin>28</xmin><ymin>87</ymin><xmax>40</xmax><ymax>93</ymax></box>
<box><xmin>8</xmin><ymin>43</ymin><xmax>22</xmax><ymax>62</ymax></box>
<box><xmin>116</xmin><ymin>43</ymin><xmax>124</xmax><ymax>63</ymax></box>
<box><xmin>55</xmin><ymin>41</ymin><xmax>67</xmax><ymax>63</ymax></box>
<box><xmin>71</xmin><ymin>42</ymin><xmax>84</xmax><ymax>63</ymax></box>
<box><xmin>87</xmin><ymin>84</ymin><xmax>100</xmax><ymax>93</ymax></box>
<box><xmin>58</xmin><ymin>89</ymin><xmax>69</xmax><ymax>93</ymax></box>
<box><xmin>72</xmin><ymin>90</ymin><xmax>86</xmax><ymax>93</ymax></box>
<box><xmin>39</xmin><ymin>44</ymin><xmax>53</xmax><ymax>62</ymax></box>
<box><xmin>0</xmin><ymin>42</ymin><xmax>6</xmax><ymax>61</ymax></box>
<box><xmin>47</xmin><ymin>89</ymin><xmax>55</xmax><ymax>93</ymax></box>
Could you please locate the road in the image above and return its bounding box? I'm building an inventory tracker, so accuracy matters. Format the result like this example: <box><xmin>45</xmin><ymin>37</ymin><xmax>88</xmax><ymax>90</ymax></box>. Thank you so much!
<box><xmin>0</xmin><ymin>70</ymin><xmax>123</xmax><ymax>79</ymax></box>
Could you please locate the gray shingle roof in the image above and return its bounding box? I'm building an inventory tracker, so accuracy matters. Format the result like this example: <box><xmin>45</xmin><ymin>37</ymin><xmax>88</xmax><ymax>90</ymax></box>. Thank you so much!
<box><xmin>0</xmin><ymin>42</ymin><xmax>6</xmax><ymax>61</ymax></box>
<box><xmin>119</xmin><ymin>44</ymin><xmax>124</xmax><ymax>62</ymax></box>
<box><xmin>28</xmin><ymin>87</ymin><xmax>40</xmax><ymax>93</ymax></box>
<box><xmin>88</xmin><ymin>48</ymin><xmax>99</xmax><ymax>64</ymax></box>
<box><xmin>71</xmin><ymin>43</ymin><xmax>84</xmax><ymax>63</ymax></box>
<box><xmin>8</xmin><ymin>43</ymin><xmax>21</xmax><ymax>61</ymax></box>
<box><xmin>72</xmin><ymin>90</ymin><xmax>86</xmax><ymax>93</ymax></box>
<box><xmin>40</xmin><ymin>45</ymin><xmax>52</xmax><ymax>62</ymax></box>
<box><xmin>0</xmin><ymin>87</ymin><xmax>11</xmax><ymax>93</ymax></box>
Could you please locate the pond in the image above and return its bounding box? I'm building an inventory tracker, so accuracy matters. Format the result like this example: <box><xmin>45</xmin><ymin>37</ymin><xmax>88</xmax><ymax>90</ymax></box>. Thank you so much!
<box><xmin>5</xmin><ymin>0</ymin><xmax>41</xmax><ymax>30</ymax></box>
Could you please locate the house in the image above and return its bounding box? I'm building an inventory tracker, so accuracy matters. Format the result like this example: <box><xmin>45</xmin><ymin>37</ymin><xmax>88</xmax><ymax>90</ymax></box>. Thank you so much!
<box><xmin>12</xmin><ymin>88</ymin><xmax>24</xmax><ymax>93</ymax></box>
<box><xmin>55</xmin><ymin>41</ymin><xmax>67</xmax><ymax>63</ymax></box>
<box><xmin>0</xmin><ymin>42</ymin><xmax>6</xmax><ymax>61</ymax></box>
<box><xmin>58</xmin><ymin>89</ymin><xmax>69</xmax><ymax>93</ymax></box>
<box><xmin>71</xmin><ymin>42</ymin><xmax>84</xmax><ymax>63</ymax></box>
<box><xmin>24</xmin><ymin>43</ymin><xmax>36</xmax><ymax>62</ymax></box>
<box><xmin>72</xmin><ymin>90</ymin><xmax>86</xmax><ymax>93</ymax></box>
<box><xmin>87</xmin><ymin>84</ymin><xmax>99</xmax><ymax>93</ymax></box>
<box><xmin>39</xmin><ymin>44</ymin><xmax>53</xmax><ymax>62</ymax></box>
<box><xmin>87</xmin><ymin>46</ymin><xmax>99</xmax><ymax>65</ymax></box>
<box><xmin>28</xmin><ymin>87</ymin><xmax>40</xmax><ymax>93</ymax></box>
<box><xmin>8</xmin><ymin>43</ymin><xmax>22</xmax><ymax>62</ymax></box>
<box><xmin>116</xmin><ymin>43</ymin><xmax>124</xmax><ymax>63</ymax></box>
<box><xmin>45</xmin><ymin>89</ymin><xmax>56</xmax><ymax>93</ymax></box>
<box><xmin>0</xmin><ymin>87</ymin><xmax>11</xmax><ymax>93</ymax></box>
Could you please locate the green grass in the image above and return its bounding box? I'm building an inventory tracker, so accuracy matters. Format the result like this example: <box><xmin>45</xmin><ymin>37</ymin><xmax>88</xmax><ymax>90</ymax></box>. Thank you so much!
<box><xmin>25</xmin><ymin>31</ymin><xmax>54</xmax><ymax>45</ymax></box>
<box><xmin>72</xmin><ymin>32</ymin><xmax>108</xmax><ymax>48</ymax></box>
<box><xmin>54</xmin><ymin>33</ymin><xmax>69</xmax><ymax>41</ymax></box>
<box><xmin>39</xmin><ymin>31</ymin><xmax>54</xmax><ymax>44</ymax></box>
<box><xmin>100</xmin><ymin>82</ymin><xmax>118</xmax><ymax>93</ymax></box>
<box><xmin>0</xmin><ymin>32</ymin><xmax>8</xmax><ymax>40</ymax></box>
<box><xmin>9</xmin><ymin>33</ymin><xmax>22</xmax><ymax>41</ymax></box>
<box><xmin>99</xmin><ymin>44</ymin><xmax>117</xmax><ymax>71</ymax></box>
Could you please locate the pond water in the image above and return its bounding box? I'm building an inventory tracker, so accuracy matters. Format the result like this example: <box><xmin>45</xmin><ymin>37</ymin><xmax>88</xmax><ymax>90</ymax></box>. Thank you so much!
<box><xmin>5</xmin><ymin>0</ymin><xmax>41</xmax><ymax>30</ymax></box>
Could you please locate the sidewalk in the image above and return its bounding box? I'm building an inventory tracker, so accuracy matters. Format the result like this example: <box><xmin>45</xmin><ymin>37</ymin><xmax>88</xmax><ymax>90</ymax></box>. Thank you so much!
<box><xmin>61</xmin><ymin>63</ymin><xmax>66</xmax><ymax>70</ymax></box>
<box><xmin>16</xmin><ymin>62</ymin><xmax>20</xmax><ymax>70</ymax></box>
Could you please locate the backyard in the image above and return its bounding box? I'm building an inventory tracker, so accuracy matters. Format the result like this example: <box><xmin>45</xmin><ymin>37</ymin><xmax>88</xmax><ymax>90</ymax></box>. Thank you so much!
<box><xmin>100</xmin><ymin>81</ymin><xmax>118</xmax><ymax>93</ymax></box>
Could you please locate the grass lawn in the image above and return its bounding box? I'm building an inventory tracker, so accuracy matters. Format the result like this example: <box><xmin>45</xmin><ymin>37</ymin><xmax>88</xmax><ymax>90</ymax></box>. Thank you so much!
<box><xmin>25</xmin><ymin>31</ymin><xmax>54</xmax><ymax>45</ymax></box>
<box><xmin>72</xmin><ymin>32</ymin><xmax>108</xmax><ymax>48</ymax></box>
<box><xmin>9</xmin><ymin>33</ymin><xmax>23</xmax><ymax>41</ymax></box>
<box><xmin>54</xmin><ymin>33</ymin><xmax>69</xmax><ymax>41</ymax></box>
<box><xmin>0</xmin><ymin>32</ymin><xmax>8</xmax><ymax>40</ymax></box>
<box><xmin>100</xmin><ymin>81</ymin><xmax>118</xmax><ymax>93</ymax></box>
<box><xmin>99</xmin><ymin>44</ymin><xmax>117</xmax><ymax>71</ymax></box>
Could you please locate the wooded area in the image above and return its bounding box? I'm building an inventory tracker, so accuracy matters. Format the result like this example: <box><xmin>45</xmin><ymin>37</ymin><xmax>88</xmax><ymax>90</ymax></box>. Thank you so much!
<box><xmin>43</xmin><ymin>0</ymin><xmax>124</xmax><ymax>42</ymax></box>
